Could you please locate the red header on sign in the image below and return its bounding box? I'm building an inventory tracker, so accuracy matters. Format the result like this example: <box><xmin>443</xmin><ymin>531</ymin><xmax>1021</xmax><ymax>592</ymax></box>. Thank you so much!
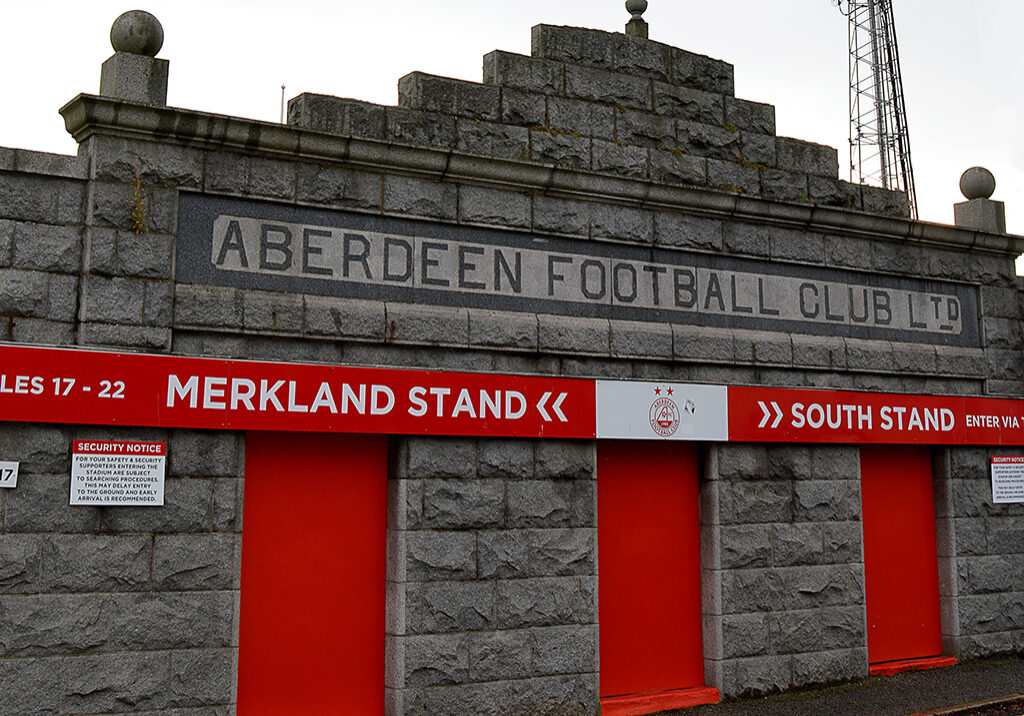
<box><xmin>0</xmin><ymin>345</ymin><xmax>593</xmax><ymax>439</ymax></box>
<box><xmin>73</xmin><ymin>440</ymin><xmax>166</xmax><ymax>456</ymax></box>
<box><xmin>992</xmin><ymin>455</ymin><xmax>1024</xmax><ymax>464</ymax></box>
<box><xmin>728</xmin><ymin>386</ymin><xmax>1024</xmax><ymax>445</ymax></box>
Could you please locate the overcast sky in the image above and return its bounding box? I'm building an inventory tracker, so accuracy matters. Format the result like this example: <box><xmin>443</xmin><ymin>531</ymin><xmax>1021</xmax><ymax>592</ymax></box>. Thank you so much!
<box><xmin>1</xmin><ymin>0</ymin><xmax>1021</xmax><ymax>238</ymax></box>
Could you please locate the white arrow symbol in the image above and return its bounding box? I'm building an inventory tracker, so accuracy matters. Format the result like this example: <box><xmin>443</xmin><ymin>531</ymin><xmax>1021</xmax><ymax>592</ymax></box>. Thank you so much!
<box><xmin>537</xmin><ymin>392</ymin><xmax>552</xmax><ymax>422</ymax></box>
<box><xmin>551</xmin><ymin>392</ymin><xmax>567</xmax><ymax>422</ymax></box>
<box><xmin>757</xmin><ymin>401</ymin><xmax>784</xmax><ymax>429</ymax></box>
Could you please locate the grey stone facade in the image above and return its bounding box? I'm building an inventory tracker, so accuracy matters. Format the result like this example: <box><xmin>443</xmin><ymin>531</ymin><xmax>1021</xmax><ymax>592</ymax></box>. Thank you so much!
<box><xmin>1</xmin><ymin>18</ymin><xmax>1023</xmax><ymax>716</ymax></box>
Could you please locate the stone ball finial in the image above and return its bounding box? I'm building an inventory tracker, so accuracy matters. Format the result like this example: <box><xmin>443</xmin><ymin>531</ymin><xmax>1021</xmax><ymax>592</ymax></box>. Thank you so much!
<box><xmin>626</xmin><ymin>0</ymin><xmax>648</xmax><ymax>20</ymax></box>
<box><xmin>110</xmin><ymin>10</ymin><xmax>164</xmax><ymax>56</ymax></box>
<box><xmin>959</xmin><ymin>166</ymin><xmax>996</xmax><ymax>200</ymax></box>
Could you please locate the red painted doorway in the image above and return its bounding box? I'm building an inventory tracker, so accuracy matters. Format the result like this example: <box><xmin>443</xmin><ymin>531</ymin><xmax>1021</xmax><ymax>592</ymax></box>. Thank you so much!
<box><xmin>860</xmin><ymin>446</ymin><xmax>944</xmax><ymax>666</ymax></box>
<box><xmin>598</xmin><ymin>441</ymin><xmax>710</xmax><ymax>711</ymax></box>
<box><xmin>237</xmin><ymin>432</ymin><xmax>387</xmax><ymax>715</ymax></box>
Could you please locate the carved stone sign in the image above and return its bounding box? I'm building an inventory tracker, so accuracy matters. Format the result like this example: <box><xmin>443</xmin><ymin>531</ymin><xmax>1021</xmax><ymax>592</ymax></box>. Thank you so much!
<box><xmin>177</xmin><ymin>194</ymin><xmax>980</xmax><ymax>346</ymax></box>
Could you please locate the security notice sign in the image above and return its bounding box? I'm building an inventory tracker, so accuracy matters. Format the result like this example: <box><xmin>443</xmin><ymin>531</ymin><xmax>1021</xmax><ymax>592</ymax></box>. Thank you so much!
<box><xmin>991</xmin><ymin>456</ymin><xmax>1024</xmax><ymax>503</ymax></box>
<box><xmin>70</xmin><ymin>441</ymin><xmax>166</xmax><ymax>506</ymax></box>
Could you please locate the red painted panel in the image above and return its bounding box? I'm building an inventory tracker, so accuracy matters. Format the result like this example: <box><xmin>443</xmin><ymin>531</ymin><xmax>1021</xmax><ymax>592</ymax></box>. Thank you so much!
<box><xmin>598</xmin><ymin>441</ymin><xmax>705</xmax><ymax>699</ymax></box>
<box><xmin>237</xmin><ymin>432</ymin><xmax>387</xmax><ymax>715</ymax></box>
<box><xmin>861</xmin><ymin>446</ymin><xmax>944</xmax><ymax>665</ymax></box>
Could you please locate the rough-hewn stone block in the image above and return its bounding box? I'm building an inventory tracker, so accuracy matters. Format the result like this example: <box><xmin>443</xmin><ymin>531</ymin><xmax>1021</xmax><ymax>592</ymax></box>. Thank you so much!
<box><xmin>483</xmin><ymin>51</ymin><xmax>564</xmax><ymax>95</ymax></box>
<box><xmin>398</xmin><ymin>73</ymin><xmax>501</xmax><ymax>122</ymax></box>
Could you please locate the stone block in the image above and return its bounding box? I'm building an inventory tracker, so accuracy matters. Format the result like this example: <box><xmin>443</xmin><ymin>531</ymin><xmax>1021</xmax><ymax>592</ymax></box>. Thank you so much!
<box><xmin>719</xmin><ymin>525</ymin><xmax>772</xmax><ymax>569</ymax></box>
<box><xmin>862</xmin><ymin>185</ymin><xmax>911</xmax><ymax>217</ymax></box>
<box><xmin>11</xmin><ymin>222</ymin><xmax>80</xmax><ymax>273</ymax></box>
<box><xmin>783</xmin><ymin>565</ymin><xmax>864</xmax><ymax>611</ymax></box>
<box><xmin>101</xmin><ymin>477</ymin><xmax>214</xmax><ymax>533</ymax></box>
<box><xmin>478</xmin><ymin>440</ymin><xmax>534</xmax><ymax>479</ymax></box>
<box><xmin>0</xmin><ymin>424</ymin><xmax>71</xmax><ymax>473</ymax></box>
<box><xmin>173</xmin><ymin>284</ymin><xmax>242</xmax><ymax>329</ymax></box>
<box><xmin>304</xmin><ymin>295</ymin><xmax>385</xmax><ymax>340</ymax></box>
<box><xmin>405</xmin><ymin>437</ymin><xmax>477</xmax><ymax>479</ymax></box>
<box><xmin>546</xmin><ymin>96</ymin><xmax>616</xmax><ymax>140</ymax></box>
<box><xmin>678</xmin><ymin>121</ymin><xmax>741</xmax><ymax>161</ymax></box>
<box><xmin>776</xmin><ymin>137</ymin><xmax>838</xmax><ymax>178</ymax></box>
<box><xmin>727</xmin><ymin>654</ymin><xmax>793</xmax><ymax>698</ymax></box>
<box><xmin>295</xmin><ymin>164</ymin><xmax>381</xmax><ymax>210</ymax></box>
<box><xmin>844</xmin><ymin>338</ymin><xmax>896</xmax><ymax>373</ymax></box>
<box><xmin>79</xmin><ymin>274</ymin><xmax>145</xmax><ymax>324</ymax></box>
<box><xmin>986</xmin><ymin>517</ymin><xmax>1024</xmax><ymax>553</ymax></box>
<box><xmin>478</xmin><ymin>530</ymin><xmax>530</xmax><ymax>579</ymax></box>
<box><xmin>529</xmin><ymin>529</ymin><xmax>595</xmax><ymax>576</ymax></box>
<box><xmin>457</xmin><ymin>119</ymin><xmax>530</xmax><ymax>161</ymax></box>
<box><xmin>530</xmin><ymin>129</ymin><xmax>590</xmax><ymax>171</ymax></box>
<box><xmin>286</xmin><ymin>94</ymin><xmax>386</xmax><ymax>138</ymax></box>
<box><xmin>611</xmin><ymin>32</ymin><xmax>671</xmax><ymax>80</ymax></box>
<box><xmin>669</xmin><ymin>47</ymin><xmax>735</xmax><ymax>94</ymax></box>
<box><xmin>212</xmin><ymin>477</ymin><xmax>243</xmax><ymax>532</ymax></box>
<box><xmin>609</xmin><ymin>320</ymin><xmax>672</xmax><ymax>360</ymax></box>
<box><xmin>10</xmin><ymin>317</ymin><xmax>72</xmax><ymax>344</ymax></box>
<box><xmin>722</xmin><ymin>613</ymin><xmax>770</xmax><ymax>659</ymax></box>
<box><xmin>398</xmin><ymin>73</ymin><xmax>500</xmax><ymax>122</ymax></box>
<box><xmin>967</xmin><ymin>556</ymin><xmax>1019</xmax><ymax>594</ymax></box>
<box><xmin>673</xmin><ymin>325</ymin><xmax>735</xmax><ymax>363</ymax></box>
<box><xmin>538</xmin><ymin>315</ymin><xmax>609</xmax><ymax>355</ymax></box>
<box><xmin>893</xmin><ymin>343</ymin><xmax>938</xmax><ymax>373</ymax></box>
<box><xmin>936</xmin><ymin>347</ymin><xmax>987</xmax><ymax>376</ymax></box>
<box><xmin>770</xmin><ymin>226</ymin><xmax>824</xmax><ymax>264</ymax></box>
<box><xmin>117</xmin><ymin>230</ymin><xmax>174</xmax><ymax>279</ymax></box>
<box><xmin>792</xmin><ymin>648</ymin><xmax>865</xmax><ymax>688</ymax></box>
<box><xmin>615</xmin><ymin>109</ymin><xmax>676</xmax><ymax>149</ymax></box>
<box><xmin>387</xmin><ymin>302</ymin><xmax>469</xmax><ymax>346</ymax></box>
<box><xmin>774</xmin><ymin>524</ymin><xmax>823</xmax><ymax>566</ymax></box>
<box><xmin>382</xmin><ymin>175</ymin><xmax>457</xmax><ymax>221</ymax></box>
<box><xmin>88</xmin><ymin>182</ymin><xmax>176</xmax><ymax>235</ymax></box>
<box><xmin>726</xmin><ymin>481</ymin><xmax>793</xmax><ymax>524</ymax></box>
<box><xmin>708</xmin><ymin>158</ymin><xmax>761</xmax><ymax>195</ymax></box>
<box><xmin>496</xmin><ymin>576</ymin><xmax>586</xmax><ymax>628</ymax></box>
<box><xmin>422</xmin><ymin>479</ymin><xmax>505</xmax><ymax>529</ymax></box>
<box><xmin>152</xmin><ymin>534</ymin><xmax>240</xmax><ymax>591</ymax></box>
<box><xmin>469</xmin><ymin>629</ymin><xmax>533</xmax><ymax>682</ymax></box>
<box><xmin>820</xmin><ymin>605</ymin><xmax>866</xmax><ymax>651</ymax></box>
<box><xmin>532</xmin><ymin>624</ymin><xmax>598</xmax><ymax>675</ymax></box>
<box><xmin>417</xmin><ymin>681</ymin><xmax>510</xmax><ymax>716</ymax></box>
<box><xmin>571</xmin><ymin>481</ymin><xmax>597</xmax><ymax>529</ymax></box>
<box><xmin>650</xmin><ymin>148</ymin><xmax>706</xmax><ymax>186</ymax></box>
<box><xmin>482</xmin><ymin>51</ymin><xmax>564</xmax><ymax>95</ymax></box>
<box><xmin>168</xmin><ymin>648</ymin><xmax>235</xmax><ymax>708</ymax></box>
<box><xmin>0</xmin><ymin>535</ymin><xmax>44</xmax><ymax>594</ymax></box>
<box><xmin>725</xmin><ymin>97</ymin><xmax>776</xmax><ymax>134</ymax></box>
<box><xmin>61</xmin><ymin>650</ymin><xmax>170</xmax><ymax>713</ymax></box>
<box><xmin>769</xmin><ymin>610</ymin><xmax>821</xmax><ymax>655</ymax></box>
<box><xmin>564</xmin><ymin>64</ymin><xmax>651</xmax><ymax>111</ymax></box>
<box><xmin>458</xmin><ymin>185</ymin><xmax>531</xmax><ymax>229</ymax></box>
<box><xmin>532</xmin><ymin>24</ymin><xmax>612</xmax><ymax>68</ymax></box>
<box><xmin>654</xmin><ymin>83</ymin><xmax>723</xmax><ymax>124</ymax></box>
<box><xmin>741</xmin><ymin>133</ymin><xmax>777</xmax><ymax>166</ymax></box>
<box><xmin>590</xmin><ymin>139</ymin><xmax>648</xmax><ymax>179</ymax></box>
<box><xmin>823</xmin><ymin>522</ymin><xmax>862</xmax><ymax>564</ymax></box>
<box><xmin>870</xmin><ymin>240</ymin><xmax>925</xmax><ymax>275</ymax></box>
<box><xmin>500</xmin><ymin>87</ymin><xmax>547</xmax><ymax>127</ymax></box>
<box><xmin>809</xmin><ymin>176</ymin><xmax>863</xmax><ymax>210</ymax></box>
<box><xmin>531</xmin><ymin>194</ymin><xmax>590</xmax><ymax>238</ymax></box>
<box><xmin>41</xmin><ymin>535</ymin><xmax>151</xmax><ymax>593</ymax></box>
<box><xmin>402</xmin><ymin>633</ymin><xmax>470</xmax><ymax>687</ymax></box>
<box><xmin>385</xmin><ymin>107</ymin><xmax>457</xmax><ymax>149</ymax></box>
<box><xmin>508</xmin><ymin>480</ymin><xmax>573</xmax><ymax>528</ymax></box>
<box><xmin>3</xmin><ymin>474</ymin><xmax>100</xmax><ymax>533</ymax></box>
<box><xmin>469</xmin><ymin>309</ymin><xmax>538</xmax><ymax>350</ymax></box>
<box><xmin>0</xmin><ymin>268</ymin><xmax>49</xmax><ymax>317</ymax></box>
<box><xmin>420</xmin><ymin>581</ymin><xmax>496</xmax><ymax>633</ymax></box>
<box><xmin>169</xmin><ymin>430</ymin><xmax>243</xmax><ymax>477</ymax></box>
<box><xmin>761</xmin><ymin>168</ymin><xmax>810</xmax><ymax>204</ymax></box>
<box><xmin>536</xmin><ymin>441</ymin><xmax>593</xmax><ymax>480</ymax></box>
<box><xmin>241</xmin><ymin>289</ymin><xmax>303</xmax><ymax>332</ymax></box>
<box><xmin>794</xmin><ymin>481</ymin><xmax>849</xmax><ymax>522</ymax></box>
<box><xmin>0</xmin><ymin>657</ymin><xmax>62</xmax><ymax>714</ymax></box>
<box><xmin>404</xmin><ymin>531</ymin><xmax>477</xmax><ymax>582</ymax></box>
<box><xmin>0</xmin><ymin>173</ymin><xmax>61</xmax><ymax>224</ymax></box>
<box><xmin>590</xmin><ymin>202</ymin><xmax>653</xmax><ymax>243</ymax></box>
<box><xmin>654</xmin><ymin>212</ymin><xmax>723</xmax><ymax>252</ymax></box>
<box><xmin>983</xmin><ymin>317</ymin><xmax>1024</xmax><ymax>350</ymax></box>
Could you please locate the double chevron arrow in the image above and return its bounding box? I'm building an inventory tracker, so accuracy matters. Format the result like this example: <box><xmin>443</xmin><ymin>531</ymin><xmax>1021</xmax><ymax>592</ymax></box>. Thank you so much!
<box><xmin>757</xmin><ymin>401</ymin><xmax>784</xmax><ymax>429</ymax></box>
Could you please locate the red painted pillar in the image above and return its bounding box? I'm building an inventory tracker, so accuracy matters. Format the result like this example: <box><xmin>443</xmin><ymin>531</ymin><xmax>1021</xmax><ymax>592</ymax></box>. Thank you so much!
<box><xmin>237</xmin><ymin>432</ymin><xmax>387</xmax><ymax>714</ymax></box>
<box><xmin>861</xmin><ymin>446</ymin><xmax>946</xmax><ymax>670</ymax></box>
<box><xmin>598</xmin><ymin>441</ymin><xmax>717</xmax><ymax>714</ymax></box>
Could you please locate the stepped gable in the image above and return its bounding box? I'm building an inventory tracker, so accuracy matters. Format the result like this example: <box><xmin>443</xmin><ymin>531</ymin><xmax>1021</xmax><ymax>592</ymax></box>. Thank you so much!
<box><xmin>288</xmin><ymin>24</ymin><xmax>910</xmax><ymax>218</ymax></box>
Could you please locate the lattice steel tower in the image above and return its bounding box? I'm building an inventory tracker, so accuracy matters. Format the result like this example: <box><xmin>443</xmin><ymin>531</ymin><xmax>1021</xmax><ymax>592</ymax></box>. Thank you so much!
<box><xmin>837</xmin><ymin>0</ymin><xmax>918</xmax><ymax>218</ymax></box>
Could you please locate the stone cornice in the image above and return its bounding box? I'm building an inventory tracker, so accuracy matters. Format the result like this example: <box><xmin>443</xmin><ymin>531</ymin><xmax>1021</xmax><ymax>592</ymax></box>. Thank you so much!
<box><xmin>60</xmin><ymin>93</ymin><xmax>1024</xmax><ymax>257</ymax></box>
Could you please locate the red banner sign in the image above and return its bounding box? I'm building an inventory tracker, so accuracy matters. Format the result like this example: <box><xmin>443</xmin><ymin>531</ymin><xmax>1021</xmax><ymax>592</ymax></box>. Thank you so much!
<box><xmin>0</xmin><ymin>345</ymin><xmax>593</xmax><ymax>439</ymax></box>
<box><xmin>4</xmin><ymin>344</ymin><xmax>1024</xmax><ymax>446</ymax></box>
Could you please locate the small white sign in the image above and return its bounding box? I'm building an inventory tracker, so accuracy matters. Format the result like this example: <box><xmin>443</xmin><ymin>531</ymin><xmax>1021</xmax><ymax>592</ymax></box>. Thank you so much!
<box><xmin>991</xmin><ymin>456</ymin><xmax>1024</xmax><ymax>504</ymax></box>
<box><xmin>596</xmin><ymin>381</ymin><xmax>729</xmax><ymax>440</ymax></box>
<box><xmin>70</xmin><ymin>441</ymin><xmax>166</xmax><ymax>506</ymax></box>
<box><xmin>0</xmin><ymin>461</ymin><xmax>19</xmax><ymax>488</ymax></box>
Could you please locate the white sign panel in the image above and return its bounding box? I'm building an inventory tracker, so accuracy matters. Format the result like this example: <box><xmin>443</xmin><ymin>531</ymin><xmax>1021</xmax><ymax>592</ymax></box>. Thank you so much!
<box><xmin>0</xmin><ymin>461</ymin><xmax>18</xmax><ymax>488</ymax></box>
<box><xmin>596</xmin><ymin>381</ymin><xmax>728</xmax><ymax>440</ymax></box>
<box><xmin>991</xmin><ymin>456</ymin><xmax>1024</xmax><ymax>504</ymax></box>
<box><xmin>70</xmin><ymin>441</ymin><xmax>166</xmax><ymax>506</ymax></box>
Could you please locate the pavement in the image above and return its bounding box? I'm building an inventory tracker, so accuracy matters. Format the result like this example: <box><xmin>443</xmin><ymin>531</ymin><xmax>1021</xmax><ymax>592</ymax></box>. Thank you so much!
<box><xmin>671</xmin><ymin>654</ymin><xmax>1024</xmax><ymax>716</ymax></box>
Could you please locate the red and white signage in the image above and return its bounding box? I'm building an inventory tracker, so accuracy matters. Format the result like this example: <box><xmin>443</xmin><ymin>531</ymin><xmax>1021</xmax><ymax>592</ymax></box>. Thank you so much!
<box><xmin>71</xmin><ymin>440</ymin><xmax>167</xmax><ymax>506</ymax></box>
<box><xmin>4</xmin><ymin>344</ymin><xmax>1024</xmax><ymax>446</ymax></box>
<box><xmin>991</xmin><ymin>456</ymin><xmax>1024</xmax><ymax>503</ymax></box>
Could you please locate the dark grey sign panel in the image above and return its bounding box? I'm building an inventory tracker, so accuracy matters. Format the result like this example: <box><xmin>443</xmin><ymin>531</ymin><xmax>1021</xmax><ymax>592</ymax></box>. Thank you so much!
<box><xmin>176</xmin><ymin>194</ymin><xmax>981</xmax><ymax>347</ymax></box>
